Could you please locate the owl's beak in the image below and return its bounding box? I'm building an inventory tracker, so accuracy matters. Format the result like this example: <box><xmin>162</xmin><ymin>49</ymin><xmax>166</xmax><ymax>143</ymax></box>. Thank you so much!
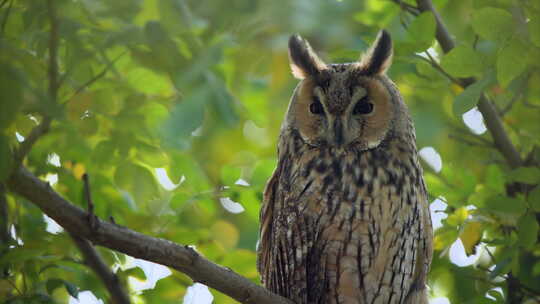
<box><xmin>333</xmin><ymin>119</ymin><xmax>344</xmax><ymax>146</ymax></box>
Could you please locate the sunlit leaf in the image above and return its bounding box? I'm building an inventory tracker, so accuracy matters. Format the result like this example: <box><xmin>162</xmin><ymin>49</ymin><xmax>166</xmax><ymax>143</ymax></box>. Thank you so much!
<box><xmin>497</xmin><ymin>36</ymin><xmax>529</xmax><ymax>88</ymax></box>
<box><xmin>161</xmin><ymin>92</ymin><xmax>207</xmax><ymax>150</ymax></box>
<box><xmin>485</xmin><ymin>195</ymin><xmax>527</xmax><ymax>215</ymax></box>
<box><xmin>210</xmin><ymin>220</ymin><xmax>239</xmax><ymax>250</ymax></box>
<box><xmin>399</xmin><ymin>12</ymin><xmax>436</xmax><ymax>53</ymax></box>
<box><xmin>472</xmin><ymin>7</ymin><xmax>514</xmax><ymax>41</ymax></box>
<box><xmin>517</xmin><ymin>213</ymin><xmax>539</xmax><ymax>249</ymax></box>
<box><xmin>0</xmin><ymin>64</ymin><xmax>24</xmax><ymax>130</ymax></box>
<box><xmin>460</xmin><ymin>222</ymin><xmax>482</xmax><ymax>256</ymax></box>
<box><xmin>114</xmin><ymin>161</ymin><xmax>159</xmax><ymax>206</ymax></box>
<box><xmin>453</xmin><ymin>73</ymin><xmax>495</xmax><ymax>116</ymax></box>
<box><xmin>506</xmin><ymin>167</ymin><xmax>540</xmax><ymax>184</ymax></box>
<box><xmin>529</xmin><ymin>186</ymin><xmax>540</xmax><ymax>212</ymax></box>
<box><xmin>440</xmin><ymin>45</ymin><xmax>484</xmax><ymax>78</ymax></box>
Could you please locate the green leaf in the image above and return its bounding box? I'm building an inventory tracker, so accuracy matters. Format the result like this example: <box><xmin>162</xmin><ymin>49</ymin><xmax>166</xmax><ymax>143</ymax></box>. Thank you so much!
<box><xmin>114</xmin><ymin>161</ymin><xmax>159</xmax><ymax>206</ymax></box>
<box><xmin>91</xmin><ymin>140</ymin><xmax>117</xmax><ymax>167</ymax></box>
<box><xmin>220</xmin><ymin>165</ymin><xmax>241</xmax><ymax>186</ymax></box>
<box><xmin>485</xmin><ymin>165</ymin><xmax>505</xmax><ymax>193</ymax></box>
<box><xmin>46</xmin><ymin>278</ymin><xmax>64</xmax><ymax>295</ymax></box>
<box><xmin>0</xmin><ymin>135</ymin><xmax>13</xmax><ymax>182</ymax></box>
<box><xmin>507</xmin><ymin>167</ymin><xmax>540</xmax><ymax>184</ymax></box>
<box><xmin>529</xmin><ymin>17</ymin><xmax>540</xmax><ymax>47</ymax></box>
<box><xmin>453</xmin><ymin>73</ymin><xmax>495</xmax><ymax>116</ymax></box>
<box><xmin>137</xmin><ymin>142</ymin><xmax>169</xmax><ymax>167</ymax></box>
<box><xmin>250</xmin><ymin>159</ymin><xmax>277</xmax><ymax>187</ymax></box>
<box><xmin>402</xmin><ymin>12</ymin><xmax>437</xmax><ymax>53</ymax></box>
<box><xmin>144</xmin><ymin>21</ymin><xmax>184</xmax><ymax>71</ymax></box>
<box><xmin>489</xmin><ymin>250</ymin><xmax>514</xmax><ymax>279</ymax></box>
<box><xmin>529</xmin><ymin>186</ymin><xmax>540</xmax><ymax>212</ymax></box>
<box><xmin>170</xmin><ymin>191</ymin><xmax>190</xmax><ymax>210</ymax></box>
<box><xmin>160</xmin><ymin>91</ymin><xmax>207</xmax><ymax>150</ymax></box>
<box><xmin>485</xmin><ymin>195</ymin><xmax>527</xmax><ymax>215</ymax></box>
<box><xmin>472</xmin><ymin>7</ymin><xmax>514</xmax><ymax>41</ymax></box>
<box><xmin>440</xmin><ymin>45</ymin><xmax>483</xmax><ymax>78</ymax></box>
<box><xmin>497</xmin><ymin>36</ymin><xmax>529</xmax><ymax>88</ymax></box>
<box><xmin>0</xmin><ymin>64</ymin><xmax>24</xmax><ymax>131</ymax></box>
<box><xmin>518</xmin><ymin>213</ymin><xmax>539</xmax><ymax>249</ymax></box>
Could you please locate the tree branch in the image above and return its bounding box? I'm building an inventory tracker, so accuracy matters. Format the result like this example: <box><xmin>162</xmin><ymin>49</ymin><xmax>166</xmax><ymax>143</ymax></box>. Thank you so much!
<box><xmin>412</xmin><ymin>0</ymin><xmax>522</xmax><ymax>168</ymax></box>
<box><xmin>6</xmin><ymin>166</ymin><xmax>293</xmax><ymax>304</ymax></box>
<box><xmin>70</xmin><ymin>234</ymin><xmax>131</xmax><ymax>304</ymax></box>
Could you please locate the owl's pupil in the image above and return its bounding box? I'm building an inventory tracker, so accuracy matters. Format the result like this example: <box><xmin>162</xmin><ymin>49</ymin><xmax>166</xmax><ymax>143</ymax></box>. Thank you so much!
<box><xmin>310</xmin><ymin>98</ymin><xmax>324</xmax><ymax>115</ymax></box>
<box><xmin>353</xmin><ymin>98</ymin><xmax>373</xmax><ymax>115</ymax></box>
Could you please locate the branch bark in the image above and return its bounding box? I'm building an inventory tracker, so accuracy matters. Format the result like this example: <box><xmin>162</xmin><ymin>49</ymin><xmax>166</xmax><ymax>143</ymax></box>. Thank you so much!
<box><xmin>6</xmin><ymin>166</ymin><xmax>293</xmax><ymax>304</ymax></box>
<box><xmin>70</xmin><ymin>234</ymin><xmax>131</xmax><ymax>304</ymax></box>
<box><xmin>413</xmin><ymin>0</ymin><xmax>522</xmax><ymax>168</ymax></box>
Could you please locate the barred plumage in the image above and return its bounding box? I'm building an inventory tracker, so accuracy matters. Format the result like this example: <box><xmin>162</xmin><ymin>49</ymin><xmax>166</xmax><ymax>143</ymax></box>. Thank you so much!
<box><xmin>257</xmin><ymin>31</ymin><xmax>433</xmax><ymax>304</ymax></box>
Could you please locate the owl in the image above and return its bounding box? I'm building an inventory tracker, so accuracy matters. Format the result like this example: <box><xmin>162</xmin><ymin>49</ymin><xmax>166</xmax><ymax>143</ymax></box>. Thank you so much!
<box><xmin>257</xmin><ymin>30</ymin><xmax>433</xmax><ymax>304</ymax></box>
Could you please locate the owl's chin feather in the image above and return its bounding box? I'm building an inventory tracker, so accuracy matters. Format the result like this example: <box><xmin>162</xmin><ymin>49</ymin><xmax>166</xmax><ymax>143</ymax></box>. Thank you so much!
<box><xmin>294</xmin><ymin>127</ymin><xmax>388</xmax><ymax>153</ymax></box>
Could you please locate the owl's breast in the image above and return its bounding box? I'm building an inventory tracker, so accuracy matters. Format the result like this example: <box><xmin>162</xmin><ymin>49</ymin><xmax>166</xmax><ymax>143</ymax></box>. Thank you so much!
<box><xmin>276</xmin><ymin>144</ymin><xmax>425</xmax><ymax>303</ymax></box>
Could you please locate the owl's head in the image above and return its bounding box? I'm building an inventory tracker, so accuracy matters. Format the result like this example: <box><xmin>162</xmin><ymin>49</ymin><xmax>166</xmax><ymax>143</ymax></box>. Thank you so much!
<box><xmin>283</xmin><ymin>30</ymin><xmax>410</xmax><ymax>151</ymax></box>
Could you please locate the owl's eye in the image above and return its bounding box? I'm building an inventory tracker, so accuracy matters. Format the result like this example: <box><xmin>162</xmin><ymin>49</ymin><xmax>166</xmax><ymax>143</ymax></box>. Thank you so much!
<box><xmin>309</xmin><ymin>97</ymin><xmax>324</xmax><ymax>115</ymax></box>
<box><xmin>353</xmin><ymin>97</ymin><xmax>374</xmax><ymax>115</ymax></box>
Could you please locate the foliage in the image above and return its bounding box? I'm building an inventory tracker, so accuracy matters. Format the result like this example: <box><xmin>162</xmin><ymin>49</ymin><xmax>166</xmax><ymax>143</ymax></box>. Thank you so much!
<box><xmin>1</xmin><ymin>0</ymin><xmax>539</xmax><ymax>303</ymax></box>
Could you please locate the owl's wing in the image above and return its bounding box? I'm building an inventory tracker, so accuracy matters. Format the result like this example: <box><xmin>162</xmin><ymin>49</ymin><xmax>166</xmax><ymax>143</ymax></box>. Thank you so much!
<box><xmin>404</xmin><ymin>184</ymin><xmax>433</xmax><ymax>303</ymax></box>
<box><xmin>256</xmin><ymin>166</ymin><xmax>280</xmax><ymax>282</ymax></box>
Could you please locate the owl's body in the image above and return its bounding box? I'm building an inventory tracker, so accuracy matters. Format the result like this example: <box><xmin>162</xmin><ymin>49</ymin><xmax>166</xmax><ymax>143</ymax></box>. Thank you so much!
<box><xmin>257</xmin><ymin>31</ymin><xmax>432</xmax><ymax>304</ymax></box>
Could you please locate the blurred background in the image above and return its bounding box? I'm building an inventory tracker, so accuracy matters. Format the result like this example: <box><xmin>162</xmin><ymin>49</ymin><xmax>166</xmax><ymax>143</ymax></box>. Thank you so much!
<box><xmin>1</xmin><ymin>0</ymin><xmax>539</xmax><ymax>303</ymax></box>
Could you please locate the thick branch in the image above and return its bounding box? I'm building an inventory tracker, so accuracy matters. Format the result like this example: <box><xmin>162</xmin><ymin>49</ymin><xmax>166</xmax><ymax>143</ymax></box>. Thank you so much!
<box><xmin>413</xmin><ymin>0</ymin><xmax>522</xmax><ymax>168</ymax></box>
<box><xmin>7</xmin><ymin>167</ymin><xmax>293</xmax><ymax>304</ymax></box>
<box><xmin>70</xmin><ymin>234</ymin><xmax>131</xmax><ymax>304</ymax></box>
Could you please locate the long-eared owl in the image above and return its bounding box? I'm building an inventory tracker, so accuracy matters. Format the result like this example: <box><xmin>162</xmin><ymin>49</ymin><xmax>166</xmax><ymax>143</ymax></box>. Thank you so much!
<box><xmin>257</xmin><ymin>30</ymin><xmax>433</xmax><ymax>304</ymax></box>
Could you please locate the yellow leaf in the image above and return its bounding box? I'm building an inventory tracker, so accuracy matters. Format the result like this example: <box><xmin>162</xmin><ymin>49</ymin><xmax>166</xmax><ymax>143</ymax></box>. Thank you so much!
<box><xmin>446</xmin><ymin>207</ymin><xmax>469</xmax><ymax>226</ymax></box>
<box><xmin>72</xmin><ymin>163</ymin><xmax>86</xmax><ymax>180</ymax></box>
<box><xmin>210</xmin><ymin>220</ymin><xmax>239</xmax><ymax>250</ymax></box>
<box><xmin>460</xmin><ymin>221</ymin><xmax>482</xmax><ymax>256</ymax></box>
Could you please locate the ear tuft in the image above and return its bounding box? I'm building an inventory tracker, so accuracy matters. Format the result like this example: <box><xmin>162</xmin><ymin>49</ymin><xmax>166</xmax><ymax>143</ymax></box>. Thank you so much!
<box><xmin>288</xmin><ymin>34</ymin><xmax>327</xmax><ymax>79</ymax></box>
<box><xmin>359</xmin><ymin>30</ymin><xmax>393</xmax><ymax>75</ymax></box>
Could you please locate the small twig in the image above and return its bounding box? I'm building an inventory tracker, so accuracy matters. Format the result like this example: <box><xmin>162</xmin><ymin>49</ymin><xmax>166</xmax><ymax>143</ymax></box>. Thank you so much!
<box><xmin>523</xmin><ymin>100</ymin><xmax>540</xmax><ymax>110</ymax></box>
<box><xmin>3</xmin><ymin>278</ymin><xmax>23</xmax><ymax>296</ymax></box>
<box><xmin>472</xmin><ymin>34</ymin><xmax>479</xmax><ymax>50</ymax></box>
<box><xmin>70</xmin><ymin>233</ymin><xmax>131</xmax><ymax>304</ymax></box>
<box><xmin>82</xmin><ymin>173</ymin><xmax>98</xmax><ymax>231</ymax></box>
<box><xmin>64</xmin><ymin>52</ymin><xmax>126</xmax><ymax>103</ymax></box>
<box><xmin>413</xmin><ymin>54</ymin><xmax>460</xmax><ymax>84</ymax></box>
<box><xmin>500</xmin><ymin>93</ymin><xmax>522</xmax><ymax>116</ymax></box>
<box><xmin>448</xmin><ymin>134</ymin><xmax>491</xmax><ymax>147</ymax></box>
<box><xmin>389</xmin><ymin>0</ymin><xmax>420</xmax><ymax>16</ymax></box>
<box><xmin>13</xmin><ymin>117</ymin><xmax>52</xmax><ymax>168</ymax></box>
<box><xmin>451</xmin><ymin>126</ymin><xmax>493</xmax><ymax>146</ymax></box>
